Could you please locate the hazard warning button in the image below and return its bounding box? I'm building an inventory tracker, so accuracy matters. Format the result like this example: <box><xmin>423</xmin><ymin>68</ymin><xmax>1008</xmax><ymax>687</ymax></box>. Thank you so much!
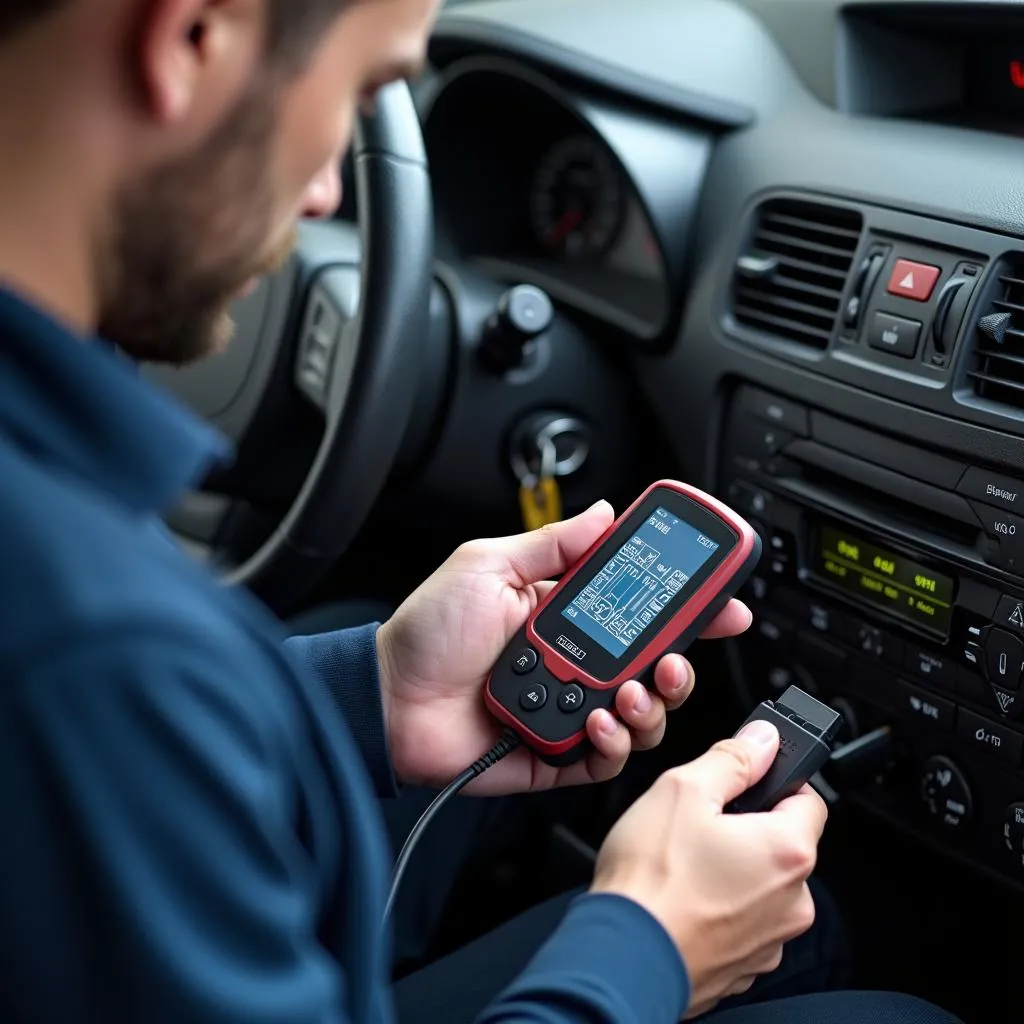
<box><xmin>886</xmin><ymin>258</ymin><xmax>941</xmax><ymax>302</ymax></box>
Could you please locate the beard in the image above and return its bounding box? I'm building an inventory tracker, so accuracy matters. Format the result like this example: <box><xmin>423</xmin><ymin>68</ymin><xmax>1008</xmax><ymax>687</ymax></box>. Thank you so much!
<box><xmin>98</xmin><ymin>81</ymin><xmax>297</xmax><ymax>366</ymax></box>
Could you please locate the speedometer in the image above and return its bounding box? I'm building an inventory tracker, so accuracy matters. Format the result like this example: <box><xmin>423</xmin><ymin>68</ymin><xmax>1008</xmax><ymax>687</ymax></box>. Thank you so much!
<box><xmin>529</xmin><ymin>134</ymin><xmax>625</xmax><ymax>260</ymax></box>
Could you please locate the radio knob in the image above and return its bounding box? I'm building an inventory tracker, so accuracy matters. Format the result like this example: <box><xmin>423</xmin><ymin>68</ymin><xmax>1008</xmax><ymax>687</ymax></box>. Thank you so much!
<box><xmin>918</xmin><ymin>756</ymin><xmax>973</xmax><ymax>833</ymax></box>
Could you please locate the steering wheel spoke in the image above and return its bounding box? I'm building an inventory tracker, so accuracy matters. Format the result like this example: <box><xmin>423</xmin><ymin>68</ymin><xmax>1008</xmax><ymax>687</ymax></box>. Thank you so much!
<box><xmin>295</xmin><ymin>261</ymin><xmax>362</xmax><ymax>413</ymax></box>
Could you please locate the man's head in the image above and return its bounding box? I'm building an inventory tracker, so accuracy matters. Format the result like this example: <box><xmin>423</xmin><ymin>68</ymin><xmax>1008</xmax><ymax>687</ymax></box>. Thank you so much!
<box><xmin>0</xmin><ymin>0</ymin><xmax>439</xmax><ymax>363</ymax></box>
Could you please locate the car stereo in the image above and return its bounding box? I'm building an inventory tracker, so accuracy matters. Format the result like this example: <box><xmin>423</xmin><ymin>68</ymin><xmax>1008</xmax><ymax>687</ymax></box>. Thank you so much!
<box><xmin>719</xmin><ymin>383</ymin><xmax>1024</xmax><ymax>888</ymax></box>
<box><xmin>810</xmin><ymin>522</ymin><xmax>957</xmax><ymax>639</ymax></box>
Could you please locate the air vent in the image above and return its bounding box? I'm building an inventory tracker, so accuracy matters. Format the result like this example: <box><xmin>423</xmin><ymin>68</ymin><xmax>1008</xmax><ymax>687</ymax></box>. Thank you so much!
<box><xmin>966</xmin><ymin>255</ymin><xmax>1024</xmax><ymax>410</ymax></box>
<box><xmin>730</xmin><ymin>198</ymin><xmax>864</xmax><ymax>350</ymax></box>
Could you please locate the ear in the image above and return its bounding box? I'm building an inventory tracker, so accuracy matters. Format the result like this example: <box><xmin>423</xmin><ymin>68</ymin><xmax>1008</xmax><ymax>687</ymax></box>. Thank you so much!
<box><xmin>136</xmin><ymin>0</ymin><xmax>264</xmax><ymax>125</ymax></box>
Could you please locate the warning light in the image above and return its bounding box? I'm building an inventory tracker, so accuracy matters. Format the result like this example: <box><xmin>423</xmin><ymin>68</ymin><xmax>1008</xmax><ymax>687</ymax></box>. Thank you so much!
<box><xmin>1011</xmin><ymin>60</ymin><xmax>1024</xmax><ymax>89</ymax></box>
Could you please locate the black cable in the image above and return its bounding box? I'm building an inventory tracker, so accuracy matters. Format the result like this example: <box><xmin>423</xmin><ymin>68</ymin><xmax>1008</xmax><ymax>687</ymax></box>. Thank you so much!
<box><xmin>383</xmin><ymin>728</ymin><xmax>522</xmax><ymax>928</ymax></box>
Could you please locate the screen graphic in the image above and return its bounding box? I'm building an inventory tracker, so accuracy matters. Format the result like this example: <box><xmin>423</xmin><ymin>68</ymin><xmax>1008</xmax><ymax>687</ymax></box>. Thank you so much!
<box><xmin>561</xmin><ymin>507</ymin><xmax>721</xmax><ymax>658</ymax></box>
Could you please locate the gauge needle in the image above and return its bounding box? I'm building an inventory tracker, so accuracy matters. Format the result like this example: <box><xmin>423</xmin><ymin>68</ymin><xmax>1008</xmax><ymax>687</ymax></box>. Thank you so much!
<box><xmin>546</xmin><ymin>207</ymin><xmax>584</xmax><ymax>248</ymax></box>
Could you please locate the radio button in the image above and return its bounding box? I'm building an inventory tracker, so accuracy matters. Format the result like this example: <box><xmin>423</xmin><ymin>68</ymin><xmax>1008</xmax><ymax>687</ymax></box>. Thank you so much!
<box><xmin>1002</xmin><ymin>803</ymin><xmax>1024</xmax><ymax>861</ymax></box>
<box><xmin>995</xmin><ymin>595</ymin><xmax>1024</xmax><ymax>636</ymax></box>
<box><xmin>809</xmin><ymin>601</ymin><xmax>832</xmax><ymax>633</ymax></box>
<box><xmin>805</xmin><ymin>601</ymin><xmax>860</xmax><ymax>645</ymax></box>
<box><xmin>970</xmin><ymin>501</ymin><xmax>1024</xmax><ymax>544</ymax></box>
<box><xmin>856</xmin><ymin>623</ymin><xmax>905</xmax><ymax>665</ymax></box>
<box><xmin>964</xmin><ymin>640</ymin><xmax>984</xmax><ymax>670</ymax></box>
<box><xmin>850</xmin><ymin>664</ymin><xmax>952</xmax><ymax>728</ymax></box>
<box><xmin>956</xmin><ymin>708</ymin><xmax>1024</xmax><ymax>767</ymax></box>
<box><xmin>989</xmin><ymin>686</ymin><xmax>1023</xmax><ymax>720</ymax></box>
<box><xmin>972</xmin><ymin>504</ymin><xmax>1024</xmax><ymax>574</ymax></box>
<box><xmin>904</xmin><ymin>646</ymin><xmax>956</xmax><ymax>689</ymax></box>
<box><xmin>856</xmin><ymin>623</ymin><xmax>884</xmax><ymax>658</ymax></box>
<box><xmin>766</xmin><ymin>531</ymin><xmax>796</xmax><ymax>578</ymax></box>
<box><xmin>984</xmin><ymin>628</ymin><xmax>1024</xmax><ymax>691</ymax></box>
<box><xmin>958</xmin><ymin>467</ymin><xmax>1024</xmax><ymax>515</ymax></box>
<box><xmin>740</xmin><ymin>388</ymin><xmax>810</xmax><ymax>437</ymax></box>
<box><xmin>892</xmin><ymin>680</ymin><xmax>955</xmax><ymax>730</ymax></box>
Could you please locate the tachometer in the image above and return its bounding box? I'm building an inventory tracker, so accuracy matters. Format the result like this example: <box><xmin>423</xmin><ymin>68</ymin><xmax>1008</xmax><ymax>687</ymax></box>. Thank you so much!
<box><xmin>530</xmin><ymin>134</ymin><xmax>625</xmax><ymax>260</ymax></box>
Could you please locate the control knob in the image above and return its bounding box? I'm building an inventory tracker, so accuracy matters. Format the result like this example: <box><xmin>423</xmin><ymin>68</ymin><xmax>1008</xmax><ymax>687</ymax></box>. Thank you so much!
<box><xmin>1003</xmin><ymin>803</ymin><xmax>1024</xmax><ymax>870</ymax></box>
<box><xmin>479</xmin><ymin>285</ymin><xmax>554</xmax><ymax>374</ymax></box>
<box><xmin>919</xmin><ymin>755</ymin><xmax>973</xmax><ymax>833</ymax></box>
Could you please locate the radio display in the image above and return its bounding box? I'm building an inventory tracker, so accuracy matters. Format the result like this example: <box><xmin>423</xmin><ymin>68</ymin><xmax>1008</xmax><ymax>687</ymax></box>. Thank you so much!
<box><xmin>812</xmin><ymin>525</ymin><xmax>955</xmax><ymax>637</ymax></box>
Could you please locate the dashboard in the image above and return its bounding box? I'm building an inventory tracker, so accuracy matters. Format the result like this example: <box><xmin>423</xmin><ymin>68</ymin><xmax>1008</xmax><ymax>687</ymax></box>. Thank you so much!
<box><xmin>422</xmin><ymin>61</ymin><xmax>681</xmax><ymax>340</ymax></box>
<box><xmin>423</xmin><ymin>0</ymin><xmax>1024</xmax><ymax>920</ymax></box>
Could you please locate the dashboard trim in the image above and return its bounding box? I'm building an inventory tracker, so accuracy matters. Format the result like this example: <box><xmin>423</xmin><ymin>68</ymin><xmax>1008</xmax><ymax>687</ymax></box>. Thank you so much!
<box><xmin>431</xmin><ymin>17</ymin><xmax>756</xmax><ymax>129</ymax></box>
<box><xmin>422</xmin><ymin>54</ymin><xmax>712</xmax><ymax>349</ymax></box>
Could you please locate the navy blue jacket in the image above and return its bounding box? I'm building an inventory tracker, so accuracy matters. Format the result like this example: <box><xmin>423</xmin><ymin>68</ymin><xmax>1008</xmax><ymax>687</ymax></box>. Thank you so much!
<box><xmin>0</xmin><ymin>287</ymin><xmax>690</xmax><ymax>1023</ymax></box>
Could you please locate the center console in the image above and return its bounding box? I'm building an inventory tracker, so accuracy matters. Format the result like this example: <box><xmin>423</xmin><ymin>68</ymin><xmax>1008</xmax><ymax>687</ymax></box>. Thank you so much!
<box><xmin>721</xmin><ymin>383</ymin><xmax>1024</xmax><ymax>885</ymax></box>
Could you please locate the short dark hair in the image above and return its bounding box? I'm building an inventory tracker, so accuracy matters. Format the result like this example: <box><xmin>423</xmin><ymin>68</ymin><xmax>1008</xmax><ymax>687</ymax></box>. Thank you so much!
<box><xmin>1</xmin><ymin>1</ymin><xmax>353</xmax><ymax>69</ymax></box>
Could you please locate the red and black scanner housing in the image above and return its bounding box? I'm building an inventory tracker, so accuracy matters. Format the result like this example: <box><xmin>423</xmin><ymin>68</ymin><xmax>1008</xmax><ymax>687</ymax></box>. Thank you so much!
<box><xmin>485</xmin><ymin>481</ymin><xmax>762</xmax><ymax>765</ymax></box>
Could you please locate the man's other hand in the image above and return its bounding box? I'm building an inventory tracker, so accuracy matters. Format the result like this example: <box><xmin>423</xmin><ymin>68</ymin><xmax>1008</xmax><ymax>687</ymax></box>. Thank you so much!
<box><xmin>591</xmin><ymin>723</ymin><xmax>828</xmax><ymax>1018</ymax></box>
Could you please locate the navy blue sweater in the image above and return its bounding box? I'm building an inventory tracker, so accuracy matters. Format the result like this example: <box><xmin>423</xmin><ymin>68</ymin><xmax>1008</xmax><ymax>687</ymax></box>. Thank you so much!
<box><xmin>0</xmin><ymin>286</ymin><xmax>690</xmax><ymax>1023</ymax></box>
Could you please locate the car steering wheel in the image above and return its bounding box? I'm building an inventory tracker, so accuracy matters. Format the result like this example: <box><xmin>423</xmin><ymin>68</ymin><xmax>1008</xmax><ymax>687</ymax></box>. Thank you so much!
<box><xmin>151</xmin><ymin>82</ymin><xmax>434</xmax><ymax>613</ymax></box>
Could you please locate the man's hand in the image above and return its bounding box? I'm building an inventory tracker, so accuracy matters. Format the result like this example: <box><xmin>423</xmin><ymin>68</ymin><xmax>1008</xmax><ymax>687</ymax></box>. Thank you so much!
<box><xmin>591</xmin><ymin>722</ymin><xmax>828</xmax><ymax>1018</ymax></box>
<box><xmin>376</xmin><ymin>501</ymin><xmax>751</xmax><ymax>794</ymax></box>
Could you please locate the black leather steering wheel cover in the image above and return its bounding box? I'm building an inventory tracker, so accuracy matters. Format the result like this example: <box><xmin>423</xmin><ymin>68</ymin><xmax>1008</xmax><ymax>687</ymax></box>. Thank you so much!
<box><xmin>222</xmin><ymin>82</ymin><xmax>434</xmax><ymax>611</ymax></box>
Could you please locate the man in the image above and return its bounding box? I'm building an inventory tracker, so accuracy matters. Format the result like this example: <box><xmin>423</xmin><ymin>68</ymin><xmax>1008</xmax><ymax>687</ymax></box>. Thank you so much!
<box><xmin>0</xmin><ymin>2</ymin><xmax>961</xmax><ymax>1023</ymax></box>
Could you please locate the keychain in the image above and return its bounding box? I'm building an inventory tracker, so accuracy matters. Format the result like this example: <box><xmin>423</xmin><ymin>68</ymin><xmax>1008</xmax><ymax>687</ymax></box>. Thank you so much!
<box><xmin>517</xmin><ymin>436</ymin><xmax>563</xmax><ymax>531</ymax></box>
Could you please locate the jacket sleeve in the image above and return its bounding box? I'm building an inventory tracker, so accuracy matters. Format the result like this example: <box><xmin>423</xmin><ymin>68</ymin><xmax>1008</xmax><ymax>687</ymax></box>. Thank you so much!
<box><xmin>283</xmin><ymin>624</ymin><xmax>398</xmax><ymax>798</ymax></box>
<box><xmin>476</xmin><ymin>893</ymin><xmax>691</xmax><ymax>1024</ymax></box>
<box><xmin>0</xmin><ymin>629</ymin><xmax>357</xmax><ymax>1024</ymax></box>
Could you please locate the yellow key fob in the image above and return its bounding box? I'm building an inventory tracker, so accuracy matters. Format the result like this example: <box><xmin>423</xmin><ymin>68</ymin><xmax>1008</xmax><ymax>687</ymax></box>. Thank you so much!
<box><xmin>519</xmin><ymin>477</ymin><xmax>562</xmax><ymax>531</ymax></box>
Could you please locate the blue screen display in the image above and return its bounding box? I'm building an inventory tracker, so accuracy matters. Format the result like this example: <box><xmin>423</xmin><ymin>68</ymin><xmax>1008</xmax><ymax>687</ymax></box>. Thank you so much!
<box><xmin>561</xmin><ymin>507</ymin><xmax>721</xmax><ymax>658</ymax></box>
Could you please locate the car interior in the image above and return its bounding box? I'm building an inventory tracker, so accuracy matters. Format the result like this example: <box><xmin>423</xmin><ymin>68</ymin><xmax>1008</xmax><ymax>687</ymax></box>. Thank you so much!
<box><xmin>151</xmin><ymin>0</ymin><xmax>1024</xmax><ymax>1019</ymax></box>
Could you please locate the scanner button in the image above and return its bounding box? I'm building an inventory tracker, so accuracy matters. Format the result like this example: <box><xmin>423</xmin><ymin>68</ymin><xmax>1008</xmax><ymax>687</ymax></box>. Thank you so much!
<box><xmin>519</xmin><ymin>684</ymin><xmax>548</xmax><ymax>712</ymax></box>
<box><xmin>558</xmin><ymin>684</ymin><xmax>586</xmax><ymax>713</ymax></box>
<box><xmin>512</xmin><ymin>648</ymin><xmax>538</xmax><ymax>675</ymax></box>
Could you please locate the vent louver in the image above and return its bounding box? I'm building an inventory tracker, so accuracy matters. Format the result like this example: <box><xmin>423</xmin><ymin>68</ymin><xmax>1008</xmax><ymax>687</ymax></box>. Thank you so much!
<box><xmin>730</xmin><ymin>198</ymin><xmax>864</xmax><ymax>351</ymax></box>
<box><xmin>966</xmin><ymin>255</ymin><xmax>1024</xmax><ymax>410</ymax></box>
